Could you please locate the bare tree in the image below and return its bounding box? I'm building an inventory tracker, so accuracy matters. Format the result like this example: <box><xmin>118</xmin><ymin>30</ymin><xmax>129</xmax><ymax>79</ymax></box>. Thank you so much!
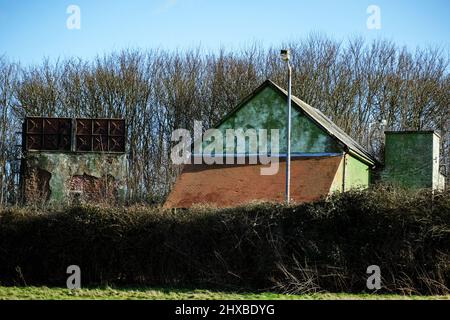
<box><xmin>0</xmin><ymin>36</ymin><xmax>448</xmax><ymax>205</ymax></box>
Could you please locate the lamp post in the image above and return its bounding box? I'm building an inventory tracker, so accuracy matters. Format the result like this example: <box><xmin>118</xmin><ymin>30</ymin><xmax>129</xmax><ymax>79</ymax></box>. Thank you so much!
<box><xmin>281</xmin><ymin>49</ymin><xmax>292</xmax><ymax>204</ymax></box>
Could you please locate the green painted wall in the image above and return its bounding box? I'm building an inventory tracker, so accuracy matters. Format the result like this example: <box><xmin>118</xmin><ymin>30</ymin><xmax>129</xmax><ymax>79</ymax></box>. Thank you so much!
<box><xmin>204</xmin><ymin>86</ymin><xmax>342</xmax><ymax>154</ymax></box>
<box><xmin>382</xmin><ymin>132</ymin><xmax>438</xmax><ymax>189</ymax></box>
<box><xmin>25</xmin><ymin>152</ymin><xmax>128</xmax><ymax>203</ymax></box>
<box><xmin>200</xmin><ymin>85</ymin><xmax>373</xmax><ymax>193</ymax></box>
<box><xmin>345</xmin><ymin>154</ymin><xmax>370</xmax><ymax>190</ymax></box>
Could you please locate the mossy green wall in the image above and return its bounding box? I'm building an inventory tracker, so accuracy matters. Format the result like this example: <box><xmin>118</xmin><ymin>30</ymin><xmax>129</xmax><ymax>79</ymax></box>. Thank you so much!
<box><xmin>25</xmin><ymin>152</ymin><xmax>128</xmax><ymax>203</ymax></box>
<box><xmin>328</xmin><ymin>154</ymin><xmax>370</xmax><ymax>193</ymax></box>
<box><xmin>345</xmin><ymin>154</ymin><xmax>370</xmax><ymax>190</ymax></box>
<box><xmin>382</xmin><ymin>132</ymin><xmax>437</xmax><ymax>189</ymax></box>
<box><xmin>208</xmin><ymin>86</ymin><xmax>342</xmax><ymax>154</ymax></box>
<box><xmin>381</xmin><ymin>131</ymin><xmax>440</xmax><ymax>189</ymax></box>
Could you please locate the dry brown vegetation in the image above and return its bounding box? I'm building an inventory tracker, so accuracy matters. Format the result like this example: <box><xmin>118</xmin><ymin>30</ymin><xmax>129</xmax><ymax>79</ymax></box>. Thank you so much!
<box><xmin>0</xmin><ymin>187</ymin><xmax>448</xmax><ymax>294</ymax></box>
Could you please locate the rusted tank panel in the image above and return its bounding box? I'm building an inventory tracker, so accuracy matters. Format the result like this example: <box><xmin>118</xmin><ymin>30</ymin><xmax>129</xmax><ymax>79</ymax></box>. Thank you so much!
<box><xmin>164</xmin><ymin>155</ymin><xmax>343</xmax><ymax>208</ymax></box>
<box><xmin>24</xmin><ymin>117</ymin><xmax>72</xmax><ymax>151</ymax></box>
<box><xmin>75</xmin><ymin>118</ymin><xmax>126</xmax><ymax>152</ymax></box>
<box><xmin>23</xmin><ymin>152</ymin><xmax>127</xmax><ymax>205</ymax></box>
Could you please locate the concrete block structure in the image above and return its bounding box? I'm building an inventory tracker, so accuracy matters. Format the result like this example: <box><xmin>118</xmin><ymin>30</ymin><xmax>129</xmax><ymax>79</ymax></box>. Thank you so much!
<box><xmin>382</xmin><ymin>131</ymin><xmax>446</xmax><ymax>190</ymax></box>
<box><xmin>165</xmin><ymin>80</ymin><xmax>376</xmax><ymax>208</ymax></box>
<box><xmin>21</xmin><ymin>117</ymin><xmax>127</xmax><ymax>205</ymax></box>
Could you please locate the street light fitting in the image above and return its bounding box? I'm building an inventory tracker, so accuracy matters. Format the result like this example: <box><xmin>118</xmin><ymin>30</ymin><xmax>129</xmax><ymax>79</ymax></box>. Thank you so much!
<box><xmin>280</xmin><ymin>49</ymin><xmax>290</xmax><ymax>62</ymax></box>
<box><xmin>280</xmin><ymin>49</ymin><xmax>292</xmax><ymax>204</ymax></box>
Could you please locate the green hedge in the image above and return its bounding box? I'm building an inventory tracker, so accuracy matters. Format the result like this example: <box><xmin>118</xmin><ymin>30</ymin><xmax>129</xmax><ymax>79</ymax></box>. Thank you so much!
<box><xmin>0</xmin><ymin>188</ymin><xmax>449</xmax><ymax>294</ymax></box>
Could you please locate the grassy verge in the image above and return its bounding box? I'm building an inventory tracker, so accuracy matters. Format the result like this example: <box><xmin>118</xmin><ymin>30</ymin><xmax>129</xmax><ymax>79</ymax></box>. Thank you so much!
<box><xmin>0</xmin><ymin>286</ymin><xmax>448</xmax><ymax>300</ymax></box>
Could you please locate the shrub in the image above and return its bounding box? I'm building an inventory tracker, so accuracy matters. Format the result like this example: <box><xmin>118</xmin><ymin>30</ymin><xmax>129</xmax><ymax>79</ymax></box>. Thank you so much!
<box><xmin>0</xmin><ymin>188</ymin><xmax>448</xmax><ymax>294</ymax></box>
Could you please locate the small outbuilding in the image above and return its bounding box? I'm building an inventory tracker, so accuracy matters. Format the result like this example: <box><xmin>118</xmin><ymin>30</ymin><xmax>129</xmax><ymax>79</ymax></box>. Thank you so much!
<box><xmin>382</xmin><ymin>131</ymin><xmax>446</xmax><ymax>190</ymax></box>
<box><xmin>165</xmin><ymin>80</ymin><xmax>377</xmax><ymax>208</ymax></box>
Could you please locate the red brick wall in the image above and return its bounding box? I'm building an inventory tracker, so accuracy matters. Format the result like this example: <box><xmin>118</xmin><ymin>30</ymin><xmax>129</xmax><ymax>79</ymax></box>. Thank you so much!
<box><xmin>164</xmin><ymin>156</ymin><xmax>343</xmax><ymax>208</ymax></box>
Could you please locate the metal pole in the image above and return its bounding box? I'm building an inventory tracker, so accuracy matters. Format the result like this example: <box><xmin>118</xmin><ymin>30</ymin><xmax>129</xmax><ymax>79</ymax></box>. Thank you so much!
<box><xmin>285</xmin><ymin>61</ymin><xmax>292</xmax><ymax>204</ymax></box>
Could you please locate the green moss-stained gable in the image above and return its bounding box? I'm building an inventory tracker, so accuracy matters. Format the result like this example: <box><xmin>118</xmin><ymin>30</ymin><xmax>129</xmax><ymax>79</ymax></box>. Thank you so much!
<box><xmin>204</xmin><ymin>86</ymin><xmax>342</xmax><ymax>154</ymax></box>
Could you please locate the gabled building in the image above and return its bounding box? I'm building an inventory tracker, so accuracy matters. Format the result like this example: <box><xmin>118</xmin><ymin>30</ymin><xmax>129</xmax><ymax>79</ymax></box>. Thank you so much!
<box><xmin>165</xmin><ymin>80</ymin><xmax>377</xmax><ymax>208</ymax></box>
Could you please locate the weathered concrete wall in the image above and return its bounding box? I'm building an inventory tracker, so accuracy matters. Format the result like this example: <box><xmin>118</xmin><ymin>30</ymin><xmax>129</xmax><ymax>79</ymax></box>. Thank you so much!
<box><xmin>329</xmin><ymin>156</ymin><xmax>345</xmax><ymax>193</ymax></box>
<box><xmin>432</xmin><ymin>133</ymin><xmax>441</xmax><ymax>190</ymax></box>
<box><xmin>164</xmin><ymin>156</ymin><xmax>343</xmax><ymax>208</ymax></box>
<box><xmin>322</xmin><ymin>153</ymin><xmax>370</xmax><ymax>195</ymax></box>
<box><xmin>438</xmin><ymin>173</ymin><xmax>446</xmax><ymax>191</ymax></box>
<box><xmin>382</xmin><ymin>132</ymin><xmax>440</xmax><ymax>189</ymax></box>
<box><xmin>23</xmin><ymin>152</ymin><xmax>127</xmax><ymax>205</ymax></box>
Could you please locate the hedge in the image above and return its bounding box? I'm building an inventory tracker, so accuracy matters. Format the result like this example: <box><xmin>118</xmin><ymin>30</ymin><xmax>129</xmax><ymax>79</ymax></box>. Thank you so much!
<box><xmin>0</xmin><ymin>187</ymin><xmax>448</xmax><ymax>294</ymax></box>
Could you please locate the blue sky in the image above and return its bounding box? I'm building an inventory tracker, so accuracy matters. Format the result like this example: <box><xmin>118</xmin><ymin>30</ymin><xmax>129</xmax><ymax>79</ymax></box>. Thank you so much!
<box><xmin>0</xmin><ymin>0</ymin><xmax>449</xmax><ymax>65</ymax></box>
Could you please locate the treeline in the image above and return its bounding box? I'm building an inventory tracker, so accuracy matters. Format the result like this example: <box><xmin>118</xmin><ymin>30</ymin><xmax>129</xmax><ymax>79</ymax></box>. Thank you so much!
<box><xmin>0</xmin><ymin>35</ymin><xmax>449</xmax><ymax>205</ymax></box>
<box><xmin>0</xmin><ymin>188</ymin><xmax>448</xmax><ymax>294</ymax></box>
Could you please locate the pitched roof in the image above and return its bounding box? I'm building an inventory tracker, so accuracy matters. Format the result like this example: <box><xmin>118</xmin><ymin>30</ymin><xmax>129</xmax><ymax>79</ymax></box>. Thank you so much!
<box><xmin>214</xmin><ymin>79</ymin><xmax>376</xmax><ymax>166</ymax></box>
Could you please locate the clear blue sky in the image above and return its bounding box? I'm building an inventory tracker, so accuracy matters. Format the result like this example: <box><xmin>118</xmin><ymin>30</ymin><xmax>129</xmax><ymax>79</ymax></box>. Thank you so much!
<box><xmin>1</xmin><ymin>0</ymin><xmax>449</xmax><ymax>65</ymax></box>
